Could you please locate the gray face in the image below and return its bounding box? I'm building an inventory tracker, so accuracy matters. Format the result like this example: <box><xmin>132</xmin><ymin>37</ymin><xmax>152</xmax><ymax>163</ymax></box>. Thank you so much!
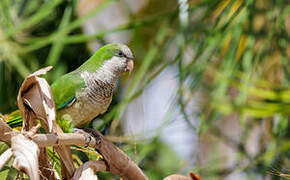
<box><xmin>113</xmin><ymin>44</ymin><xmax>134</xmax><ymax>73</ymax></box>
<box><xmin>101</xmin><ymin>44</ymin><xmax>134</xmax><ymax>75</ymax></box>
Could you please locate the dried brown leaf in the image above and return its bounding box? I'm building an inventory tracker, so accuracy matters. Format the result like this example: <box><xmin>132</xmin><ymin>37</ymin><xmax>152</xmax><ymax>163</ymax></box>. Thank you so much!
<box><xmin>72</xmin><ymin>160</ymin><xmax>107</xmax><ymax>180</ymax></box>
<box><xmin>17</xmin><ymin>66</ymin><xmax>56</xmax><ymax>132</ymax></box>
<box><xmin>189</xmin><ymin>172</ymin><xmax>201</xmax><ymax>180</ymax></box>
<box><xmin>0</xmin><ymin>118</ymin><xmax>14</xmax><ymax>145</ymax></box>
<box><xmin>0</xmin><ymin>148</ymin><xmax>13</xmax><ymax>170</ymax></box>
<box><xmin>11</xmin><ymin>133</ymin><xmax>39</xmax><ymax>180</ymax></box>
<box><xmin>38</xmin><ymin>148</ymin><xmax>58</xmax><ymax>180</ymax></box>
<box><xmin>163</xmin><ymin>174</ymin><xmax>192</xmax><ymax>180</ymax></box>
<box><xmin>17</xmin><ymin>66</ymin><xmax>75</xmax><ymax>179</ymax></box>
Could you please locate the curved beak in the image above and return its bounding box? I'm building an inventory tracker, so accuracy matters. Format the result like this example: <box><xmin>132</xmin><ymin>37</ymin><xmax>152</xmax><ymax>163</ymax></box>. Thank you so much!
<box><xmin>126</xmin><ymin>58</ymin><xmax>134</xmax><ymax>74</ymax></box>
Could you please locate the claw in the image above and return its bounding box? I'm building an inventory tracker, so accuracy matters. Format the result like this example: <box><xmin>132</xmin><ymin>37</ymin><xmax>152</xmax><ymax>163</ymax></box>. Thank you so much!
<box><xmin>74</xmin><ymin>128</ymin><xmax>92</xmax><ymax>147</ymax></box>
<box><xmin>83</xmin><ymin>128</ymin><xmax>102</xmax><ymax>145</ymax></box>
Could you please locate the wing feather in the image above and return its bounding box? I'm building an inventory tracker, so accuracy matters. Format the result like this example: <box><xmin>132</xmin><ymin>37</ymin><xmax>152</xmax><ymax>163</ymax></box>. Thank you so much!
<box><xmin>51</xmin><ymin>72</ymin><xmax>85</xmax><ymax>110</ymax></box>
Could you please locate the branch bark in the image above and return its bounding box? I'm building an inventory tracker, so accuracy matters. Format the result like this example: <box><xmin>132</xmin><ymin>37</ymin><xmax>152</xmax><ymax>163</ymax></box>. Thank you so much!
<box><xmin>84</xmin><ymin>128</ymin><xmax>148</xmax><ymax>180</ymax></box>
<box><xmin>31</xmin><ymin>133</ymin><xmax>97</xmax><ymax>147</ymax></box>
<box><xmin>33</xmin><ymin>129</ymin><xmax>148</xmax><ymax>180</ymax></box>
<box><xmin>0</xmin><ymin>120</ymin><xmax>148</xmax><ymax>180</ymax></box>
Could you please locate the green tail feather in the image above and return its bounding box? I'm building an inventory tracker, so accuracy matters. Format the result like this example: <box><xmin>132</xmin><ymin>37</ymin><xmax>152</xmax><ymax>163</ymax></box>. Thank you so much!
<box><xmin>4</xmin><ymin>110</ymin><xmax>74</xmax><ymax>133</ymax></box>
<box><xmin>2</xmin><ymin>110</ymin><xmax>23</xmax><ymax>128</ymax></box>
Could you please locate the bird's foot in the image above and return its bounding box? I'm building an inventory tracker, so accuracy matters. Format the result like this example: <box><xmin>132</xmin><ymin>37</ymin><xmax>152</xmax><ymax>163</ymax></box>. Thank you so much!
<box><xmin>82</xmin><ymin>128</ymin><xmax>102</xmax><ymax>143</ymax></box>
<box><xmin>73</xmin><ymin>128</ymin><xmax>92</xmax><ymax>147</ymax></box>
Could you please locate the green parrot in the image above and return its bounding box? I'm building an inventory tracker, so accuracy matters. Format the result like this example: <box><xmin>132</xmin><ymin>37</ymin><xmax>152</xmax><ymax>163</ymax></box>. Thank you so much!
<box><xmin>6</xmin><ymin>43</ymin><xmax>134</xmax><ymax>132</ymax></box>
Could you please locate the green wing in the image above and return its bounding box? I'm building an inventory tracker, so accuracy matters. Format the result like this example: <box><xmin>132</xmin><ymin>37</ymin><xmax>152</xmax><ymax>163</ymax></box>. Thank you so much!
<box><xmin>51</xmin><ymin>71</ymin><xmax>86</xmax><ymax>110</ymax></box>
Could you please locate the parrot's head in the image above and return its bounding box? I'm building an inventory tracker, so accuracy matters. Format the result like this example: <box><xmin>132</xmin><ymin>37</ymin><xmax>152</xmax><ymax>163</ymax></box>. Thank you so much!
<box><xmin>80</xmin><ymin>43</ymin><xmax>134</xmax><ymax>77</ymax></box>
<box><xmin>96</xmin><ymin>43</ymin><xmax>134</xmax><ymax>75</ymax></box>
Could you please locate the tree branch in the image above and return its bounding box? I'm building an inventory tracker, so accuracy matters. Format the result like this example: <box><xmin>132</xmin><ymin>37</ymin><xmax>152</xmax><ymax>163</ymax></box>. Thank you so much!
<box><xmin>0</xmin><ymin>119</ymin><xmax>148</xmax><ymax>180</ymax></box>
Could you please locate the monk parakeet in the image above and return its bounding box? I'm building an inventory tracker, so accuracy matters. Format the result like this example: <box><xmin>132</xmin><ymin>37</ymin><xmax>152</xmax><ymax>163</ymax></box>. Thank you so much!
<box><xmin>6</xmin><ymin>43</ymin><xmax>134</xmax><ymax>132</ymax></box>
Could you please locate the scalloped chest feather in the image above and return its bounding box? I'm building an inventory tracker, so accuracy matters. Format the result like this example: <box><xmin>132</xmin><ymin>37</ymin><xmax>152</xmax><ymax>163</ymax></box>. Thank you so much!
<box><xmin>58</xmin><ymin>71</ymin><xmax>114</xmax><ymax>128</ymax></box>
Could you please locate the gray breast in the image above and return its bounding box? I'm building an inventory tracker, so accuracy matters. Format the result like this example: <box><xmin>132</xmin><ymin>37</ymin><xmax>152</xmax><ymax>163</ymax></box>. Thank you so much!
<box><xmin>85</xmin><ymin>78</ymin><xmax>114</xmax><ymax>104</ymax></box>
<box><xmin>59</xmin><ymin>71</ymin><xmax>115</xmax><ymax>128</ymax></box>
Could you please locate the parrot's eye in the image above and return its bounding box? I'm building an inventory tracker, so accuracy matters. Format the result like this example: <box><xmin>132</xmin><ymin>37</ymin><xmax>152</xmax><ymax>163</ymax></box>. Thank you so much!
<box><xmin>117</xmin><ymin>51</ymin><xmax>125</xmax><ymax>57</ymax></box>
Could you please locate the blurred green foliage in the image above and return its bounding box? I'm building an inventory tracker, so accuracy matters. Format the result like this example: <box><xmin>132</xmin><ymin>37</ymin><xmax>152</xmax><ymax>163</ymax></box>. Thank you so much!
<box><xmin>0</xmin><ymin>0</ymin><xmax>289</xmax><ymax>179</ymax></box>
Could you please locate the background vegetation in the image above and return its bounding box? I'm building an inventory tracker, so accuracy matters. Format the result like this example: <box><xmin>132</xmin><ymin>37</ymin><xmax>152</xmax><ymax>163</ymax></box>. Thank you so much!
<box><xmin>0</xmin><ymin>0</ymin><xmax>289</xmax><ymax>179</ymax></box>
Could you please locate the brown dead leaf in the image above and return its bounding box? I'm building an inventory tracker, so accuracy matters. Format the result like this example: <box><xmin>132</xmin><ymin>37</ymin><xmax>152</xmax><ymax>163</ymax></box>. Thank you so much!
<box><xmin>0</xmin><ymin>148</ymin><xmax>13</xmax><ymax>170</ymax></box>
<box><xmin>17</xmin><ymin>66</ymin><xmax>75</xmax><ymax>179</ymax></box>
<box><xmin>72</xmin><ymin>160</ymin><xmax>107</xmax><ymax>180</ymax></box>
<box><xmin>0</xmin><ymin>117</ymin><xmax>14</xmax><ymax>145</ymax></box>
<box><xmin>17</xmin><ymin>66</ymin><xmax>56</xmax><ymax>132</ymax></box>
<box><xmin>189</xmin><ymin>172</ymin><xmax>201</xmax><ymax>180</ymax></box>
<box><xmin>11</xmin><ymin>133</ymin><xmax>40</xmax><ymax>180</ymax></box>
<box><xmin>163</xmin><ymin>174</ymin><xmax>192</xmax><ymax>180</ymax></box>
